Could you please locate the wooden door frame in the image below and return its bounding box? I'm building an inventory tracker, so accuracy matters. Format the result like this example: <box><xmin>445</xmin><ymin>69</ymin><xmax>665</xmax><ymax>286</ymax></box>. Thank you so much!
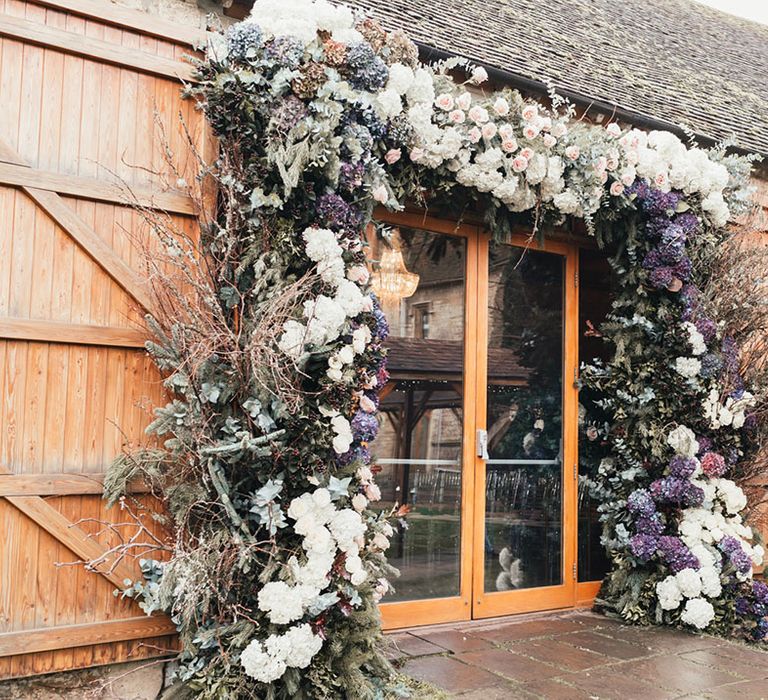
<box><xmin>377</xmin><ymin>210</ymin><xmax>480</xmax><ymax>629</ymax></box>
<box><xmin>375</xmin><ymin>210</ymin><xmax>581</xmax><ymax>629</ymax></box>
<box><xmin>470</xmin><ymin>231</ymin><xmax>580</xmax><ymax>619</ymax></box>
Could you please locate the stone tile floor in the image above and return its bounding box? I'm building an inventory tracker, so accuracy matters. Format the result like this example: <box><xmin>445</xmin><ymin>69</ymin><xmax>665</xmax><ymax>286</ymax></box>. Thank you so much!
<box><xmin>386</xmin><ymin>610</ymin><xmax>768</xmax><ymax>699</ymax></box>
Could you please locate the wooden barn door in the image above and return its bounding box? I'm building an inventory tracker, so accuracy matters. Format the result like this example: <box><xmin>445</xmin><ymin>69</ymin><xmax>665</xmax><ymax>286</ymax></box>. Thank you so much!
<box><xmin>0</xmin><ymin>0</ymin><xmax>210</xmax><ymax>679</ymax></box>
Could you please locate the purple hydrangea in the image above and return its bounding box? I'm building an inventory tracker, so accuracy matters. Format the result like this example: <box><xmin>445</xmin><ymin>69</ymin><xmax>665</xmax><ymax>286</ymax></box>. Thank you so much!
<box><xmin>696</xmin><ymin>436</ymin><xmax>713</xmax><ymax>455</ymax></box>
<box><xmin>720</xmin><ymin>536</ymin><xmax>753</xmax><ymax>575</ymax></box>
<box><xmin>753</xmin><ymin>580</ymin><xmax>768</xmax><ymax>605</ymax></box>
<box><xmin>347</xmin><ymin>43</ymin><xmax>388</xmax><ymax>91</ymax></box>
<box><xmin>352</xmin><ymin>410</ymin><xmax>379</xmax><ymax>442</ymax></box>
<box><xmin>722</xmin><ymin>336</ymin><xmax>744</xmax><ymax>392</ymax></box>
<box><xmin>636</xmin><ymin>514</ymin><xmax>665</xmax><ymax>537</ymax></box>
<box><xmin>658</xmin><ymin>536</ymin><xmax>700</xmax><ymax>572</ymax></box>
<box><xmin>316</xmin><ymin>193</ymin><xmax>363</xmax><ymax>233</ymax></box>
<box><xmin>339</xmin><ymin>161</ymin><xmax>365</xmax><ymax>193</ymax></box>
<box><xmin>630</xmin><ymin>534</ymin><xmax>659</xmax><ymax>561</ymax></box>
<box><xmin>669</xmin><ymin>455</ymin><xmax>698</xmax><ymax>479</ymax></box>
<box><xmin>627</xmin><ymin>488</ymin><xmax>656</xmax><ymax>517</ymax></box>
<box><xmin>675</xmin><ymin>212</ymin><xmax>700</xmax><ymax>236</ymax></box>
<box><xmin>649</xmin><ymin>476</ymin><xmax>704</xmax><ymax>507</ymax></box>
<box><xmin>640</xmin><ymin>188</ymin><xmax>682</xmax><ymax>217</ymax></box>
<box><xmin>270</xmin><ymin>95</ymin><xmax>307</xmax><ymax>132</ymax></box>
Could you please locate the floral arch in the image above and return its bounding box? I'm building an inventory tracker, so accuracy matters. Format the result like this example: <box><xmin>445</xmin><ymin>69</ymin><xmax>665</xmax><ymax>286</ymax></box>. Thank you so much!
<box><xmin>109</xmin><ymin>0</ymin><xmax>767</xmax><ymax>697</ymax></box>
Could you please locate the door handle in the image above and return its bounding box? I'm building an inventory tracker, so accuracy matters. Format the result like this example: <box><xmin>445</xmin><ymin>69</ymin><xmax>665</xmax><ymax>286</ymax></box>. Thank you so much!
<box><xmin>476</xmin><ymin>429</ymin><xmax>489</xmax><ymax>460</ymax></box>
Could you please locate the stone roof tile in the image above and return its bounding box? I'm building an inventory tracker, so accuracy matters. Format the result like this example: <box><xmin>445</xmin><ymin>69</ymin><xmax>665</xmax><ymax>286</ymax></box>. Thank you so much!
<box><xmin>344</xmin><ymin>0</ymin><xmax>768</xmax><ymax>154</ymax></box>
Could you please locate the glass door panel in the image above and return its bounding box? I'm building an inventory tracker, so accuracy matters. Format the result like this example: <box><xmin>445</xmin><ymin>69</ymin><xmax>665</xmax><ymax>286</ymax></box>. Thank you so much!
<box><xmin>476</xmin><ymin>240</ymin><xmax>576</xmax><ymax>616</ymax></box>
<box><xmin>370</xmin><ymin>225</ymin><xmax>467</xmax><ymax>603</ymax></box>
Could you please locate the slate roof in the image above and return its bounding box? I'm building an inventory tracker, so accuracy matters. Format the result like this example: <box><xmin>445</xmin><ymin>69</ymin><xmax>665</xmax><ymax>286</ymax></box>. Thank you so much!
<box><xmin>343</xmin><ymin>0</ymin><xmax>768</xmax><ymax>155</ymax></box>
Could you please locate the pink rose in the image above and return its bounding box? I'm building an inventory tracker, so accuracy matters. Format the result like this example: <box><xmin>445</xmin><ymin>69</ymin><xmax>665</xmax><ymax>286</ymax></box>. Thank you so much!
<box><xmin>347</xmin><ymin>265</ymin><xmax>370</xmax><ymax>284</ymax></box>
<box><xmin>599</xmin><ymin>171</ymin><xmax>608</xmax><ymax>184</ymax></box>
<box><xmin>610</xmin><ymin>181</ymin><xmax>624</xmax><ymax>196</ymax></box>
<box><xmin>456</xmin><ymin>92</ymin><xmax>472</xmax><ymax>110</ymax></box>
<box><xmin>519</xmin><ymin>147</ymin><xmax>534</xmax><ymax>160</ymax></box>
<box><xmin>606</xmin><ymin>122</ymin><xmax>621</xmax><ymax>137</ymax></box>
<box><xmin>512</xmin><ymin>156</ymin><xmax>528</xmax><ymax>172</ymax></box>
<box><xmin>523</xmin><ymin>125</ymin><xmax>540</xmax><ymax>140</ymax></box>
<box><xmin>539</xmin><ymin>116</ymin><xmax>552</xmax><ymax>131</ymax></box>
<box><xmin>468</xmin><ymin>105</ymin><xmax>489</xmax><ymax>124</ymax></box>
<box><xmin>481</xmin><ymin>122</ymin><xmax>498</xmax><ymax>139</ymax></box>
<box><xmin>493</xmin><ymin>97</ymin><xmax>510</xmax><ymax>116</ymax></box>
<box><xmin>565</xmin><ymin>145</ymin><xmax>580</xmax><ymax>160</ymax></box>
<box><xmin>468</xmin><ymin>126</ymin><xmax>482</xmax><ymax>143</ymax></box>
<box><xmin>606</xmin><ymin>155</ymin><xmax>619</xmax><ymax>171</ymax></box>
<box><xmin>434</xmin><ymin>93</ymin><xmax>454</xmax><ymax>110</ymax></box>
<box><xmin>410</xmin><ymin>147</ymin><xmax>425</xmax><ymax>161</ymax></box>
<box><xmin>364</xmin><ymin>482</ymin><xmax>381</xmax><ymax>501</ymax></box>
<box><xmin>385</xmin><ymin>148</ymin><xmax>401</xmax><ymax>164</ymax></box>
<box><xmin>620</xmin><ymin>170</ymin><xmax>635</xmax><ymax>186</ymax></box>
<box><xmin>521</xmin><ymin>104</ymin><xmax>538</xmax><ymax>121</ymax></box>
<box><xmin>654</xmin><ymin>172</ymin><xmax>668</xmax><ymax>188</ymax></box>
<box><xmin>501</xmin><ymin>138</ymin><xmax>518</xmax><ymax>153</ymax></box>
<box><xmin>372</xmin><ymin>185</ymin><xmax>388</xmax><ymax>203</ymax></box>
<box><xmin>543</xmin><ymin>134</ymin><xmax>557</xmax><ymax>148</ymax></box>
<box><xmin>498</xmin><ymin>123</ymin><xmax>514</xmax><ymax>139</ymax></box>
<box><xmin>449</xmin><ymin>109</ymin><xmax>466</xmax><ymax>124</ymax></box>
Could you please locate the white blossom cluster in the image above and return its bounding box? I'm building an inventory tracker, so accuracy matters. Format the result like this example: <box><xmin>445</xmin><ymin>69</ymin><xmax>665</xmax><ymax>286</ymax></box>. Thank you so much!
<box><xmin>703</xmin><ymin>388</ymin><xmax>755</xmax><ymax>430</ymax></box>
<box><xmin>243</xmin><ymin>485</ymin><xmax>393</xmax><ymax>682</ymax></box>
<box><xmin>244</xmin><ymin>0</ymin><xmax>362</xmax><ymax>45</ymax></box>
<box><xmin>620</xmin><ymin>130</ymin><xmax>732</xmax><ymax>226</ymax></box>
<box><xmin>240</xmin><ymin>623</ymin><xmax>323</xmax><ymax>683</ymax></box>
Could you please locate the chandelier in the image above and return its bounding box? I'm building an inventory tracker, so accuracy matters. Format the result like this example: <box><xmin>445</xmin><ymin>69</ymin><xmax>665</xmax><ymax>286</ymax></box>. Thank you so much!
<box><xmin>371</xmin><ymin>234</ymin><xmax>420</xmax><ymax>303</ymax></box>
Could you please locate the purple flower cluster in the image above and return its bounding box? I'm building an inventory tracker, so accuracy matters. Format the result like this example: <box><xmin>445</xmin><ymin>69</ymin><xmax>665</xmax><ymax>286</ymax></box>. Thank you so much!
<box><xmin>721</xmin><ymin>336</ymin><xmax>744</xmax><ymax>392</ymax></box>
<box><xmin>637</xmin><ymin>513</ymin><xmax>665</xmax><ymax>536</ymax></box>
<box><xmin>352</xmin><ymin>410</ymin><xmax>379</xmax><ymax>442</ymax></box>
<box><xmin>695</xmin><ymin>316</ymin><xmax>718</xmax><ymax>343</ymax></box>
<box><xmin>346</xmin><ymin>43</ymin><xmax>388</xmax><ymax>91</ymax></box>
<box><xmin>630</xmin><ymin>534</ymin><xmax>658</xmax><ymax>561</ymax></box>
<box><xmin>371</xmin><ymin>298</ymin><xmax>389</xmax><ymax>340</ymax></box>
<box><xmin>669</xmin><ymin>455</ymin><xmax>698</xmax><ymax>479</ymax></box>
<box><xmin>339</xmin><ymin>161</ymin><xmax>365</xmax><ymax>193</ymax></box>
<box><xmin>627</xmin><ymin>488</ymin><xmax>655</xmax><ymax>517</ymax></box>
<box><xmin>270</xmin><ymin>96</ymin><xmax>307</xmax><ymax>132</ymax></box>
<box><xmin>699</xmin><ymin>353</ymin><xmax>722</xmax><ymax>380</ymax></box>
<box><xmin>649</xmin><ymin>476</ymin><xmax>704</xmax><ymax>507</ymax></box>
<box><xmin>658</xmin><ymin>536</ymin><xmax>700</xmax><ymax>572</ymax></box>
<box><xmin>720</xmin><ymin>536</ymin><xmax>753</xmax><ymax>575</ymax></box>
<box><xmin>316</xmin><ymin>193</ymin><xmax>363</xmax><ymax>233</ymax></box>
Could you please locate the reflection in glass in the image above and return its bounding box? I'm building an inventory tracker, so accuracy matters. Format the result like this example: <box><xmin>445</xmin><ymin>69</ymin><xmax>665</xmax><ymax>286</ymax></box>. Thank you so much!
<box><xmin>578</xmin><ymin>249</ymin><xmax>613</xmax><ymax>582</ymax></box>
<box><xmin>370</xmin><ymin>226</ymin><xmax>466</xmax><ymax>601</ymax></box>
<box><xmin>484</xmin><ymin>244</ymin><xmax>564</xmax><ymax>593</ymax></box>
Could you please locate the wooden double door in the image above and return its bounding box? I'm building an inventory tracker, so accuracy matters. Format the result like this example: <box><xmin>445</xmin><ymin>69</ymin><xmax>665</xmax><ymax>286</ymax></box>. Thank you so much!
<box><xmin>369</xmin><ymin>213</ymin><xmax>585</xmax><ymax>629</ymax></box>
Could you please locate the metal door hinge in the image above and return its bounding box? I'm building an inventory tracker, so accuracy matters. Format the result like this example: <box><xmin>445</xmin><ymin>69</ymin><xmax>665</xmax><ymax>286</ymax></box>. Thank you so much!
<box><xmin>572</xmin><ymin>563</ymin><xmax>577</xmax><ymax>580</ymax></box>
<box><xmin>574</xmin><ymin>269</ymin><xmax>579</xmax><ymax>288</ymax></box>
<box><xmin>574</xmin><ymin>463</ymin><xmax>578</xmax><ymax>480</ymax></box>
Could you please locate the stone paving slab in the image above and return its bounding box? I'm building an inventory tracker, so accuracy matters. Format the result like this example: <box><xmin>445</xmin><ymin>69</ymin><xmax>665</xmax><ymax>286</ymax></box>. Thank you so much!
<box><xmin>386</xmin><ymin>610</ymin><xmax>768</xmax><ymax>699</ymax></box>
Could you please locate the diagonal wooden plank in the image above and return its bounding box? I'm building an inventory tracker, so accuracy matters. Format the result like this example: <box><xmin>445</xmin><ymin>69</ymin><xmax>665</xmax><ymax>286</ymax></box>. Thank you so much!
<box><xmin>0</xmin><ymin>616</ymin><xmax>177</xmax><ymax>656</ymax></box>
<box><xmin>4</xmin><ymin>493</ymin><xmax>138</xmax><ymax>590</ymax></box>
<box><xmin>0</xmin><ymin>138</ymin><xmax>155</xmax><ymax>313</ymax></box>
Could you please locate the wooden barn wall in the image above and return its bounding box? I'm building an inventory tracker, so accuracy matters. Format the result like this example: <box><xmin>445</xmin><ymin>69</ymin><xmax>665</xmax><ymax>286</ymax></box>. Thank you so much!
<box><xmin>0</xmin><ymin>0</ymin><xmax>209</xmax><ymax>679</ymax></box>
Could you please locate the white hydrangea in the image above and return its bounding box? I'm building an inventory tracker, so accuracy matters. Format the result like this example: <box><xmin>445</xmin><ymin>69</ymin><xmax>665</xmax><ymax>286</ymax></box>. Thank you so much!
<box><xmin>675</xmin><ymin>568</ymin><xmax>702</xmax><ymax>598</ymax></box>
<box><xmin>241</xmin><ymin>623</ymin><xmax>323</xmax><ymax>682</ymax></box>
<box><xmin>699</xmin><ymin>565</ymin><xmax>722</xmax><ymax>597</ymax></box>
<box><xmin>375</xmin><ymin>88</ymin><xmax>403</xmax><ymax>119</ymax></box>
<box><xmin>553</xmin><ymin>190</ymin><xmax>581</xmax><ymax>215</ymax></box>
<box><xmin>329</xmin><ymin>508</ymin><xmax>366</xmax><ymax>553</ymax></box>
<box><xmin>406</xmin><ymin>68</ymin><xmax>435</xmax><ymax>105</ymax></box>
<box><xmin>656</xmin><ymin>575</ymin><xmax>683</xmax><ymax>610</ymax></box>
<box><xmin>330</xmin><ymin>414</ymin><xmax>353</xmax><ymax>454</ymax></box>
<box><xmin>667</xmin><ymin>424</ymin><xmax>699</xmax><ymax>458</ymax></box>
<box><xmin>716</xmin><ymin>479</ymin><xmax>747</xmax><ymax>515</ymax></box>
<box><xmin>247</xmin><ymin>0</ymin><xmax>360</xmax><ymax>45</ymax></box>
<box><xmin>704</xmin><ymin>389</ymin><xmax>755</xmax><ymax>430</ymax></box>
<box><xmin>674</xmin><ymin>357</ymin><xmax>701</xmax><ymax>379</ymax></box>
<box><xmin>303</xmin><ymin>227</ymin><xmax>342</xmax><ymax>263</ymax></box>
<box><xmin>258</xmin><ymin>580</ymin><xmax>305</xmax><ymax>624</ymax></box>
<box><xmin>304</xmin><ymin>295</ymin><xmax>347</xmax><ymax>346</ymax></box>
<box><xmin>278</xmin><ymin>319</ymin><xmax>308</xmax><ymax>360</ymax></box>
<box><xmin>680</xmin><ymin>598</ymin><xmax>715</xmax><ymax>629</ymax></box>
<box><xmin>387</xmin><ymin>63</ymin><xmax>414</xmax><ymax>95</ymax></box>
